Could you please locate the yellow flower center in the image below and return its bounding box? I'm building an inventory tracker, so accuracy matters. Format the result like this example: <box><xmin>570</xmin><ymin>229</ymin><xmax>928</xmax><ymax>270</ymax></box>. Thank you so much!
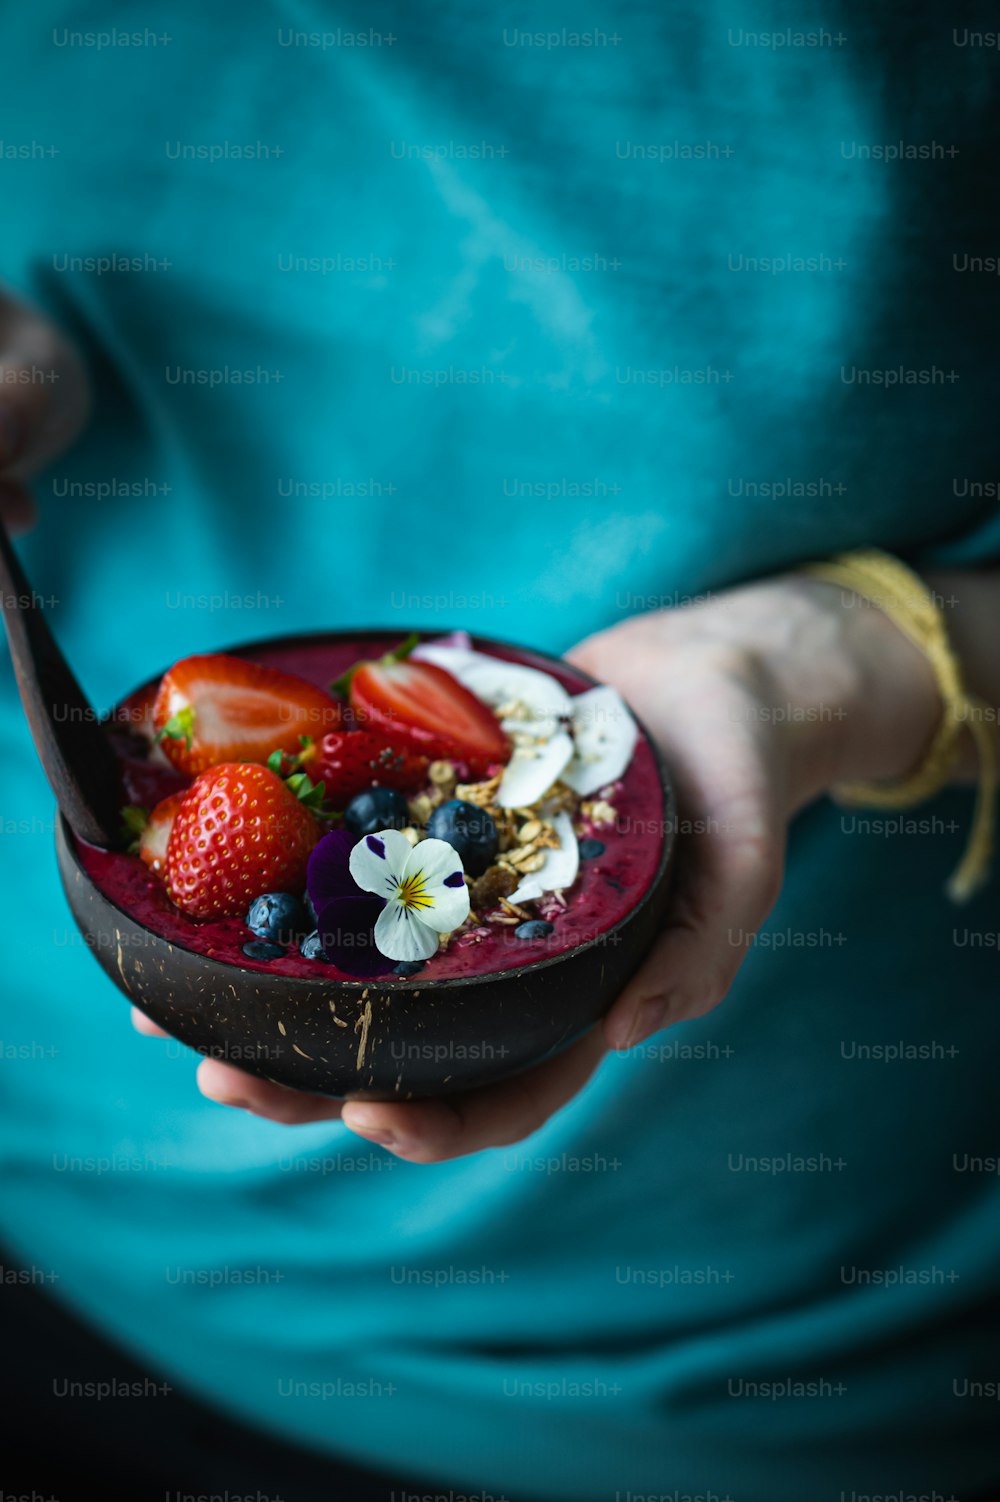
<box><xmin>395</xmin><ymin>870</ymin><xmax>433</xmax><ymax>912</ymax></box>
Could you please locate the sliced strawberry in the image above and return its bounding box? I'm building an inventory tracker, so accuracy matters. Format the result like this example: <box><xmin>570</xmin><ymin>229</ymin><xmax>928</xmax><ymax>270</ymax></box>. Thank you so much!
<box><xmin>164</xmin><ymin>763</ymin><xmax>323</xmax><ymax>920</ymax></box>
<box><xmin>347</xmin><ymin>660</ymin><xmax>508</xmax><ymax>776</ymax></box>
<box><xmin>287</xmin><ymin>730</ymin><xmax>430</xmax><ymax>805</ymax></box>
<box><xmin>153</xmin><ymin>654</ymin><xmax>341</xmax><ymax>777</ymax></box>
<box><xmin>129</xmin><ymin>791</ymin><xmax>188</xmax><ymax>876</ymax></box>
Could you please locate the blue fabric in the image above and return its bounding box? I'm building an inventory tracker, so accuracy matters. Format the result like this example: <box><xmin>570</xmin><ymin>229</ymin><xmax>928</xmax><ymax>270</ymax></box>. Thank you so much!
<box><xmin>1</xmin><ymin>3</ymin><xmax>998</xmax><ymax>1497</ymax></box>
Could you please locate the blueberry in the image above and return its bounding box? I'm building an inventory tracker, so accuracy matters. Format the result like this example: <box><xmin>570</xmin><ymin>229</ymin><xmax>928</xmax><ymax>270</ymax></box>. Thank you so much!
<box><xmin>343</xmin><ymin>787</ymin><xmax>410</xmax><ymax>837</ymax></box>
<box><xmin>578</xmin><ymin>838</ymin><xmax>606</xmax><ymax>860</ymax></box>
<box><xmin>242</xmin><ymin>940</ymin><xmax>286</xmax><ymax>961</ymax></box>
<box><xmin>515</xmin><ymin>920</ymin><xmax>554</xmax><ymax>940</ymax></box>
<box><xmin>303</xmin><ymin>891</ymin><xmax>318</xmax><ymax>927</ymax></box>
<box><xmin>300</xmin><ymin>931</ymin><xmax>327</xmax><ymax>961</ymax></box>
<box><xmin>246</xmin><ymin>892</ymin><xmax>308</xmax><ymax>944</ymax></box>
<box><xmin>426</xmin><ymin>799</ymin><xmax>499</xmax><ymax>877</ymax></box>
<box><xmin>393</xmin><ymin>960</ymin><xmax>425</xmax><ymax>977</ymax></box>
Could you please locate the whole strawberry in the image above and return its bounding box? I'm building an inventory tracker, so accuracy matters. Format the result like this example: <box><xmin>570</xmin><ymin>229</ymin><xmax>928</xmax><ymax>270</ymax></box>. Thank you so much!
<box><xmin>164</xmin><ymin>763</ymin><xmax>323</xmax><ymax>919</ymax></box>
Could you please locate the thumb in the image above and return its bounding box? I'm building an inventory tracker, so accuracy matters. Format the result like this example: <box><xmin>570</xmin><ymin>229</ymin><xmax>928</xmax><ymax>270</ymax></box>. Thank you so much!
<box><xmin>603</xmin><ymin>708</ymin><xmax>786</xmax><ymax>1051</ymax></box>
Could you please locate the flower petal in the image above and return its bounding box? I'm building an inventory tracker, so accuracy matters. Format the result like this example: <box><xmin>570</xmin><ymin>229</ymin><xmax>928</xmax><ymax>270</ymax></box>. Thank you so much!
<box><xmin>316</xmin><ymin>894</ymin><xmax>394</xmax><ymax>976</ymax></box>
<box><xmin>349</xmin><ymin>827</ymin><xmax>414</xmax><ymax>896</ymax></box>
<box><xmin>413</xmin><ymin>880</ymin><xmax>471</xmax><ymax>934</ymax></box>
<box><xmin>306</xmin><ymin>829</ymin><xmax>359</xmax><ymax>911</ymax></box>
<box><xmin>401</xmin><ymin>837</ymin><xmax>464</xmax><ymax>886</ymax></box>
<box><xmin>397</xmin><ymin>837</ymin><xmax>470</xmax><ymax>932</ymax></box>
<box><xmin>374</xmin><ymin>902</ymin><xmax>441</xmax><ymax>963</ymax></box>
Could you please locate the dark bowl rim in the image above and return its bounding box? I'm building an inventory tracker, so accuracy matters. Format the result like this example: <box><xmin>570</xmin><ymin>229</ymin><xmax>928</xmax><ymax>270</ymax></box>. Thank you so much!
<box><xmin>72</xmin><ymin>626</ymin><xmax>674</xmax><ymax>992</ymax></box>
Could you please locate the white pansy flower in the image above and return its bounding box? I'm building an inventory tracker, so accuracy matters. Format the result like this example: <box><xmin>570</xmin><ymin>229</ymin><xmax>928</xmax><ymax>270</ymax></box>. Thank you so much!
<box><xmin>349</xmin><ymin>828</ymin><xmax>470</xmax><ymax>962</ymax></box>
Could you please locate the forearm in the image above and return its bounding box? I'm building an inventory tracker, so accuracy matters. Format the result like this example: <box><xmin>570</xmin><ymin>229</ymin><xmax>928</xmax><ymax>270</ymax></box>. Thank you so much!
<box><xmin>561</xmin><ymin>559</ymin><xmax>996</xmax><ymax>1062</ymax></box>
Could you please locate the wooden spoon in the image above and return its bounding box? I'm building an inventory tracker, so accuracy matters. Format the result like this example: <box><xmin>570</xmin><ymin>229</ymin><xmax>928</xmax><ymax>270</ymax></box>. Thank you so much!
<box><xmin>0</xmin><ymin>515</ymin><xmax>124</xmax><ymax>847</ymax></box>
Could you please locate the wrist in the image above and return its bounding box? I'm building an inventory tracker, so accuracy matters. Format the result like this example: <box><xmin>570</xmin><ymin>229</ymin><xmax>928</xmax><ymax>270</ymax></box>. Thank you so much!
<box><xmin>721</xmin><ymin>574</ymin><xmax>941</xmax><ymax>813</ymax></box>
<box><xmin>776</xmin><ymin>575</ymin><xmax>941</xmax><ymax>803</ymax></box>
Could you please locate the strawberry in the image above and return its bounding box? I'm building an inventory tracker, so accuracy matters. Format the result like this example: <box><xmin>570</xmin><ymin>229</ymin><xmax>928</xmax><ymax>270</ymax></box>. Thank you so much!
<box><xmin>121</xmin><ymin>791</ymin><xmax>189</xmax><ymax>876</ymax></box>
<box><xmin>335</xmin><ymin>639</ymin><xmax>508</xmax><ymax>777</ymax></box>
<box><xmin>164</xmin><ymin>763</ymin><xmax>324</xmax><ymax>919</ymax></box>
<box><xmin>153</xmin><ymin>653</ymin><xmax>341</xmax><ymax>777</ymax></box>
<box><xmin>283</xmin><ymin>731</ymin><xmax>430</xmax><ymax>805</ymax></box>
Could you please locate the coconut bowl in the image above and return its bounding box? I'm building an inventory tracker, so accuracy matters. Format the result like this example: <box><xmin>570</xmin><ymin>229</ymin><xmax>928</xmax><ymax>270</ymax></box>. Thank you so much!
<box><xmin>55</xmin><ymin>630</ymin><xmax>675</xmax><ymax>1100</ymax></box>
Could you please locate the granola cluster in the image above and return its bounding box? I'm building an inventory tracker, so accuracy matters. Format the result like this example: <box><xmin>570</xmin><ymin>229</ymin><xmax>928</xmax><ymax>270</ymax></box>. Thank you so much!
<box><xmin>396</xmin><ymin>759</ymin><xmax>618</xmax><ymax>943</ymax></box>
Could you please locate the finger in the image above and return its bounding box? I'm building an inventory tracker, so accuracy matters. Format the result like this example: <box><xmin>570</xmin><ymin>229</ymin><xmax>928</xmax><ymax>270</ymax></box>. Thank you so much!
<box><xmin>196</xmin><ymin>1056</ymin><xmax>344</xmax><ymax>1125</ymax></box>
<box><xmin>130</xmin><ymin>1006</ymin><xmax>170</xmax><ymax>1039</ymax></box>
<box><xmin>0</xmin><ymin>289</ymin><xmax>90</xmax><ymax>477</ymax></box>
<box><xmin>604</xmin><ymin>728</ymin><xmax>785</xmax><ymax>1051</ymax></box>
<box><xmin>340</xmin><ymin>1026</ymin><xmax>608</xmax><ymax>1163</ymax></box>
<box><xmin>0</xmin><ymin>479</ymin><xmax>38</xmax><ymax>535</ymax></box>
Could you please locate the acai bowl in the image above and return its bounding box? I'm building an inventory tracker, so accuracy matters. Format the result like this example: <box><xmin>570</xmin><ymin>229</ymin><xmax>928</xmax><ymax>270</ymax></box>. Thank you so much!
<box><xmin>56</xmin><ymin>631</ymin><xmax>674</xmax><ymax>1099</ymax></box>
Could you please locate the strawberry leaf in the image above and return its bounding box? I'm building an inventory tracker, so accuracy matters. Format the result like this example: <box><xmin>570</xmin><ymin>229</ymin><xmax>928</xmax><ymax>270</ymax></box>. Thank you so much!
<box><xmin>120</xmin><ymin>804</ymin><xmax>149</xmax><ymax>854</ymax></box>
<box><xmin>284</xmin><ymin>770</ymin><xmax>341</xmax><ymax>823</ymax></box>
<box><xmin>381</xmin><ymin>631</ymin><xmax>420</xmax><ymax>666</ymax></box>
<box><xmin>157</xmin><ymin>705</ymin><xmax>195</xmax><ymax>752</ymax></box>
<box><xmin>330</xmin><ymin>634</ymin><xmax>420</xmax><ymax>699</ymax></box>
<box><xmin>267</xmin><ymin>736</ymin><xmax>315</xmax><ymax>777</ymax></box>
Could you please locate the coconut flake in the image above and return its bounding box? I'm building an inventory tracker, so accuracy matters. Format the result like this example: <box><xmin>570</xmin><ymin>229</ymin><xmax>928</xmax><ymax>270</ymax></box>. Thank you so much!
<box><xmin>410</xmin><ymin>641</ymin><xmax>485</xmax><ymax>678</ymax></box>
<box><xmin>413</xmin><ymin>643</ymin><xmax>638</xmax><ymax>796</ymax></box>
<box><xmin>562</xmin><ymin>686</ymin><xmax>638</xmax><ymax>795</ymax></box>
<box><xmin>463</xmin><ymin>662</ymin><xmax>572</xmax><ymax>740</ymax></box>
<box><xmin>413</xmin><ymin>645</ymin><xmax>572</xmax><ymax>737</ymax></box>
<box><xmin>496</xmin><ymin>731</ymin><xmax>573</xmax><ymax>809</ymax></box>
<box><xmin>508</xmin><ymin>811</ymin><xmax>580</xmax><ymax>904</ymax></box>
<box><xmin>417</xmin><ymin>630</ymin><xmax>474</xmax><ymax>653</ymax></box>
<box><xmin>508</xmin><ymin>878</ymin><xmax>544</xmax><ymax>904</ymax></box>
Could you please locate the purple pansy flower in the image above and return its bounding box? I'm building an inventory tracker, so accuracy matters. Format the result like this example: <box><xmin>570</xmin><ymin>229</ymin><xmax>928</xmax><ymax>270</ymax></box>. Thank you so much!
<box><xmin>306</xmin><ymin>827</ymin><xmax>470</xmax><ymax>973</ymax></box>
<box><xmin>306</xmin><ymin>829</ymin><xmax>394</xmax><ymax>977</ymax></box>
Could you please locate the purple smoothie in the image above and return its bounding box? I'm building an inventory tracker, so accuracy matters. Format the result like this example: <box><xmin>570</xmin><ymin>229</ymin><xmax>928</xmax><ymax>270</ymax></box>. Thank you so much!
<box><xmin>73</xmin><ymin>636</ymin><xmax>668</xmax><ymax>982</ymax></box>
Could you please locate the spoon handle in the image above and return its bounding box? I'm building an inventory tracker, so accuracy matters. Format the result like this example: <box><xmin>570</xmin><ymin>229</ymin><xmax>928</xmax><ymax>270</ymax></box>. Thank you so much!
<box><xmin>0</xmin><ymin>517</ymin><xmax>123</xmax><ymax>848</ymax></box>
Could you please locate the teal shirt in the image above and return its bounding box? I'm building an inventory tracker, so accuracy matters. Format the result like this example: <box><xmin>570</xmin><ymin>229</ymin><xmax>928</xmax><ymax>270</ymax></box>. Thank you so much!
<box><xmin>1</xmin><ymin>4</ymin><xmax>998</xmax><ymax>1496</ymax></box>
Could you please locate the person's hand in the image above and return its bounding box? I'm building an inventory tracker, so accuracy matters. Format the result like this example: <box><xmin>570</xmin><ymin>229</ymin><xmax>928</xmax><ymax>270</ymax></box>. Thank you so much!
<box><xmin>133</xmin><ymin>574</ymin><xmax>941</xmax><ymax>1160</ymax></box>
<box><xmin>131</xmin><ymin>1003</ymin><xmax>611</xmax><ymax>1145</ymax></box>
<box><xmin>0</xmin><ymin>287</ymin><xmax>90</xmax><ymax>531</ymax></box>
